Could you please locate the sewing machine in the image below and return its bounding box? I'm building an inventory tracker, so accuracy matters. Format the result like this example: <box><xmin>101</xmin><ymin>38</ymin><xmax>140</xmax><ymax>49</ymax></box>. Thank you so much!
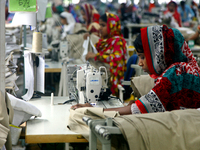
<box><xmin>50</xmin><ymin>40</ymin><xmax>69</xmax><ymax>61</ymax></box>
<box><xmin>67</xmin><ymin>63</ymin><xmax>108</xmax><ymax>104</ymax></box>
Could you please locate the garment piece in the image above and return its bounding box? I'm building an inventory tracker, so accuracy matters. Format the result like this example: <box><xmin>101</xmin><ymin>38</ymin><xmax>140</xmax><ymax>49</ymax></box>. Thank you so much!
<box><xmin>21</xmin><ymin>51</ymin><xmax>34</xmax><ymax>101</ymax></box>
<box><xmin>68</xmin><ymin>107</ymin><xmax>119</xmax><ymax>140</ymax></box>
<box><xmin>164</xmin><ymin>1</ymin><xmax>182</xmax><ymax>27</ymax></box>
<box><xmin>0</xmin><ymin>92</ymin><xmax>13</xmax><ymax>150</ymax></box>
<box><xmin>131</xmin><ymin>75</ymin><xmax>154</xmax><ymax>98</ymax></box>
<box><xmin>114</xmin><ymin>109</ymin><xmax>200</xmax><ymax>150</ymax></box>
<box><xmin>135</xmin><ymin>25</ymin><xmax>200</xmax><ymax>114</ymax></box>
<box><xmin>68</xmin><ymin>107</ymin><xmax>128</xmax><ymax>150</ymax></box>
<box><xmin>7</xmin><ymin>93</ymin><xmax>42</xmax><ymax>126</ymax></box>
<box><xmin>66</xmin><ymin>33</ymin><xmax>99</xmax><ymax>59</ymax></box>
<box><xmin>95</xmin><ymin>13</ymin><xmax>127</xmax><ymax>96</ymax></box>
<box><xmin>60</xmin><ymin>12</ymin><xmax>76</xmax><ymax>35</ymax></box>
<box><xmin>81</xmin><ymin>3</ymin><xmax>100</xmax><ymax>35</ymax></box>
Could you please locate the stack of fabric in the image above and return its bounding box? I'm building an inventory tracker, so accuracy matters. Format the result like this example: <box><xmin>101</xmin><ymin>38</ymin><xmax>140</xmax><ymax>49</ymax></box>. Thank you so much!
<box><xmin>5</xmin><ymin>52</ymin><xmax>19</xmax><ymax>93</ymax></box>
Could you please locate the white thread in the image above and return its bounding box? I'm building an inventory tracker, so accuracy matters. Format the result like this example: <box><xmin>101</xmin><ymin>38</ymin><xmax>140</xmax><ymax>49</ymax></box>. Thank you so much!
<box><xmin>32</xmin><ymin>32</ymin><xmax>42</xmax><ymax>53</ymax></box>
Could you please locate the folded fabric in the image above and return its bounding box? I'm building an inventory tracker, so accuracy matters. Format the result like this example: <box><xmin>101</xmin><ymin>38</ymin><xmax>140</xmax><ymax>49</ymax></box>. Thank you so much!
<box><xmin>0</xmin><ymin>92</ymin><xmax>13</xmax><ymax>150</ymax></box>
<box><xmin>68</xmin><ymin>107</ymin><xmax>129</xmax><ymax>150</ymax></box>
<box><xmin>131</xmin><ymin>75</ymin><xmax>154</xmax><ymax>98</ymax></box>
<box><xmin>68</xmin><ymin>107</ymin><xmax>119</xmax><ymax>140</ymax></box>
<box><xmin>7</xmin><ymin>93</ymin><xmax>42</xmax><ymax>117</ymax></box>
<box><xmin>0</xmin><ymin>124</ymin><xmax>9</xmax><ymax>148</ymax></box>
<box><xmin>7</xmin><ymin>93</ymin><xmax>42</xmax><ymax>126</ymax></box>
<box><xmin>5</xmin><ymin>52</ymin><xmax>19</xmax><ymax>91</ymax></box>
<box><xmin>114</xmin><ymin>109</ymin><xmax>200</xmax><ymax>150</ymax></box>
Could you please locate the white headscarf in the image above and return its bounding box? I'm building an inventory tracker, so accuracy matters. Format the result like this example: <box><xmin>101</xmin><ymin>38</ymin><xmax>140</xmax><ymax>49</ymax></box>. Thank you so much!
<box><xmin>60</xmin><ymin>12</ymin><xmax>76</xmax><ymax>35</ymax></box>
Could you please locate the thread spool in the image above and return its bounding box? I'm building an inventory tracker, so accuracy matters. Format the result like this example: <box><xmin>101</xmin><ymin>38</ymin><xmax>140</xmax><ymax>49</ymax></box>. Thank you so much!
<box><xmin>32</xmin><ymin>32</ymin><xmax>43</xmax><ymax>53</ymax></box>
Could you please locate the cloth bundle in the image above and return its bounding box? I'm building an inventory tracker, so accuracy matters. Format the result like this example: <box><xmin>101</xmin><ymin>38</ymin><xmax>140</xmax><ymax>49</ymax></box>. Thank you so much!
<box><xmin>5</xmin><ymin>52</ymin><xmax>19</xmax><ymax>92</ymax></box>
<box><xmin>131</xmin><ymin>75</ymin><xmax>154</xmax><ymax>98</ymax></box>
<box><xmin>67</xmin><ymin>107</ymin><xmax>128</xmax><ymax>150</ymax></box>
<box><xmin>0</xmin><ymin>92</ymin><xmax>13</xmax><ymax>150</ymax></box>
<box><xmin>68</xmin><ymin>107</ymin><xmax>119</xmax><ymax>140</ymax></box>
<box><xmin>7</xmin><ymin>93</ymin><xmax>42</xmax><ymax>126</ymax></box>
<box><xmin>114</xmin><ymin>109</ymin><xmax>200</xmax><ymax>150</ymax></box>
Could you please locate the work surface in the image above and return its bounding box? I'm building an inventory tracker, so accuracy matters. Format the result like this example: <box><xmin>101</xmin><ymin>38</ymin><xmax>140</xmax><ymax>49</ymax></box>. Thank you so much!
<box><xmin>25</xmin><ymin>96</ymin><xmax>123</xmax><ymax>144</ymax></box>
<box><xmin>44</xmin><ymin>59</ymin><xmax>84</xmax><ymax>73</ymax></box>
<box><xmin>45</xmin><ymin>59</ymin><xmax>62</xmax><ymax>73</ymax></box>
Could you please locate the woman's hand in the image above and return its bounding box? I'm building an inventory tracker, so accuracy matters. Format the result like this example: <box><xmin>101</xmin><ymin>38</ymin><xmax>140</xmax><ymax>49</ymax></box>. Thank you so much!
<box><xmin>127</xmin><ymin>100</ymin><xmax>136</xmax><ymax>106</ymax></box>
<box><xmin>56</xmin><ymin>26</ymin><xmax>62</xmax><ymax>31</ymax></box>
<box><xmin>71</xmin><ymin>103</ymin><xmax>93</xmax><ymax>110</ymax></box>
<box><xmin>86</xmin><ymin>52</ymin><xmax>96</xmax><ymax>60</ymax></box>
<box><xmin>83</xmin><ymin>33</ymin><xmax>90</xmax><ymax>40</ymax></box>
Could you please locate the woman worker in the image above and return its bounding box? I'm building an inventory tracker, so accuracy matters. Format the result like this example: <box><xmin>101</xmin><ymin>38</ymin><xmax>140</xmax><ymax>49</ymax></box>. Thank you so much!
<box><xmin>60</xmin><ymin>11</ymin><xmax>76</xmax><ymax>39</ymax></box>
<box><xmin>81</xmin><ymin>3</ymin><xmax>100</xmax><ymax>37</ymax></box>
<box><xmin>85</xmin><ymin>13</ymin><xmax>127</xmax><ymax>97</ymax></box>
<box><xmin>72</xmin><ymin>25</ymin><xmax>200</xmax><ymax>114</ymax></box>
<box><xmin>164</xmin><ymin>1</ymin><xmax>182</xmax><ymax>27</ymax></box>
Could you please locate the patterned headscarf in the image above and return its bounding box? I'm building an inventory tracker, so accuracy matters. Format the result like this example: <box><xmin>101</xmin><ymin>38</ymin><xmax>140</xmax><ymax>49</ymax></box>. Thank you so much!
<box><xmin>135</xmin><ymin>25</ymin><xmax>200</xmax><ymax>113</ymax></box>
<box><xmin>95</xmin><ymin>13</ymin><xmax>127</xmax><ymax>96</ymax></box>
<box><xmin>81</xmin><ymin>3</ymin><xmax>100</xmax><ymax>35</ymax></box>
<box><xmin>141</xmin><ymin>25</ymin><xmax>200</xmax><ymax>78</ymax></box>
<box><xmin>81</xmin><ymin>3</ymin><xmax>100</xmax><ymax>27</ymax></box>
<box><xmin>96</xmin><ymin>13</ymin><xmax>124</xmax><ymax>51</ymax></box>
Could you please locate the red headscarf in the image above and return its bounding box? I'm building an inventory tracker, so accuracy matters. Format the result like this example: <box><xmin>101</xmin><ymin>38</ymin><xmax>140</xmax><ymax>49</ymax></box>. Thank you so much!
<box><xmin>135</xmin><ymin>25</ymin><xmax>200</xmax><ymax>113</ymax></box>
<box><xmin>81</xmin><ymin>3</ymin><xmax>100</xmax><ymax>27</ymax></box>
<box><xmin>82</xmin><ymin>3</ymin><xmax>100</xmax><ymax>35</ymax></box>
<box><xmin>95</xmin><ymin>13</ymin><xmax>127</xmax><ymax>96</ymax></box>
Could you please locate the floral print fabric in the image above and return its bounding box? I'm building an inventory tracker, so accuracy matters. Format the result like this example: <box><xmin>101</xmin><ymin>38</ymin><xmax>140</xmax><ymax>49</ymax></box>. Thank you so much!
<box><xmin>95</xmin><ymin>13</ymin><xmax>127</xmax><ymax>96</ymax></box>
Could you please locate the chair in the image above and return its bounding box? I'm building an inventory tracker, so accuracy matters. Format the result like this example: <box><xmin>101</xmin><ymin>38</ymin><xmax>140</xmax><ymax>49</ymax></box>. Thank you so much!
<box><xmin>118</xmin><ymin>54</ymin><xmax>138</xmax><ymax>101</ymax></box>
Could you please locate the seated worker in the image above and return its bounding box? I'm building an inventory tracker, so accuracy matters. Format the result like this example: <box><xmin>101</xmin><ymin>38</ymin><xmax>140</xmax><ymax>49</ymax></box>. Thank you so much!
<box><xmin>164</xmin><ymin>1</ymin><xmax>182</xmax><ymax>27</ymax></box>
<box><xmin>178</xmin><ymin>1</ymin><xmax>195</xmax><ymax>24</ymax></box>
<box><xmin>60</xmin><ymin>12</ymin><xmax>76</xmax><ymax>40</ymax></box>
<box><xmin>85</xmin><ymin>13</ymin><xmax>127</xmax><ymax>97</ymax></box>
<box><xmin>72</xmin><ymin>25</ymin><xmax>200</xmax><ymax>115</ymax></box>
<box><xmin>81</xmin><ymin>3</ymin><xmax>100</xmax><ymax>38</ymax></box>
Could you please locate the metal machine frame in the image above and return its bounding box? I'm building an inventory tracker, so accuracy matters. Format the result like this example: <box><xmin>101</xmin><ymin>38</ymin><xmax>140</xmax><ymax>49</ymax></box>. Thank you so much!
<box><xmin>82</xmin><ymin>117</ymin><xmax>122</xmax><ymax>150</ymax></box>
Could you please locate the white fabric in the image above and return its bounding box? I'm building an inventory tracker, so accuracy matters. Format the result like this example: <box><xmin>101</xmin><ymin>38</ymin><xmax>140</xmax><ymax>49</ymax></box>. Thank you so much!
<box><xmin>21</xmin><ymin>51</ymin><xmax>34</xmax><ymax>101</ymax></box>
<box><xmin>164</xmin><ymin>12</ymin><xmax>179</xmax><ymax>28</ymax></box>
<box><xmin>82</xmin><ymin>37</ymin><xmax>89</xmax><ymax>62</ymax></box>
<box><xmin>131</xmin><ymin>103</ymin><xmax>141</xmax><ymax>114</ymax></box>
<box><xmin>82</xmin><ymin>36</ymin><xmax>98</xmax><ymax>62</ymax></box>
<box><xmin>1</xmin><ymin>145</ymin><xmax>6</xmax><ymax>150</ymax></box>
<box><xmin>60</xmin><ymin>12</ymin><xmax>75</xmax><ymax>35</ymax></box>
<box><xmin>7</xmin><ymin>93</ymin><xmax>42</xmax><ymax>126</ymax></box>
<box><xmin>58</xmin><ymin>60</ymin><xmax>68</xmax><ymax>97</ymax></box>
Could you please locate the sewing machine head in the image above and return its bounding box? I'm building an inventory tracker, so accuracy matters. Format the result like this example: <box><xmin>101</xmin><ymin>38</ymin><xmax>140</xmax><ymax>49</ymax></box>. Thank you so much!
<box><xmin>67</xmin><ymin>63</ymin><xmax>108</xmax><ymax>104</ymax></box>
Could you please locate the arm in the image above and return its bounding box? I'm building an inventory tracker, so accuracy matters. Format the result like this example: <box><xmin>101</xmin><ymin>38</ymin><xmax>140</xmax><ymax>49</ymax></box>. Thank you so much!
<box><xmin>71</xmin><ymin>103</ymin><xmax>132</xmax><ymax>115</ymax></box>
<box><xmin>104</xmin><ymin>105</ymin><xmax>132</xmax><ymax>115</ymax></box>
<box><xmin>95</xmin><ymin>51</ymin><xmax>111</xmax><ymax>63</ymax></box>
